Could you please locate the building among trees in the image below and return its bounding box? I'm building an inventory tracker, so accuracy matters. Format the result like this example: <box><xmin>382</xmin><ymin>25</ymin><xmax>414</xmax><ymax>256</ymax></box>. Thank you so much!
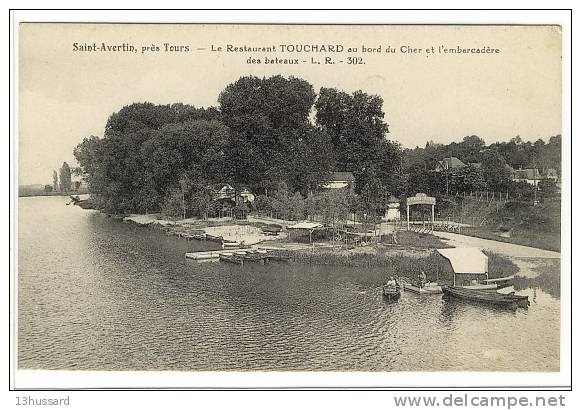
<box><xmin>320</xmin><ymin>172</ymin><xmax>355</xmax><ymax>192</ymax></box>
<box><xmin>434</xmin><ymin>157</ymin><xmax>466</xmax><ymax>172</ymax></box>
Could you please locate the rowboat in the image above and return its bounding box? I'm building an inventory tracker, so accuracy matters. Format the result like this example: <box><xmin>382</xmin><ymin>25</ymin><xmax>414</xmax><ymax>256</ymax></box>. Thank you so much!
<box><xmin>205</xmin><ymin>234</ymin><xmax>223</xmax><ymax>243</ymax></box>
<box><xmin>442</xmin><ymin>286</ymin><xmax>529</xmax><ymax>309</ymax></box>
<box><xmin>186</xmin><ymin>250</ymin><xmax>227</xmax><ymax>260</ymax></box>
<box><xmin>222</xmin><ymin>241</ymin><xmax>241</xmax><ymax>248</ymax></box>
<box><xmin>403</xmin><ymin>282</ymin><xmax>443</xmax><ymax>295</ymax></box>
<box><xmin>382</xmin><ymin>284</ymin><xmax>401</xmax><ymax>302</ymax></box>
<box><xmin>461</xmin><ymin>283</ymin><xmax>498</xmax><ymax>291</ymax></box>
<box><xmin>266</xmin><ymin>254</ymin><xmax>291</xmax><ymax>262</ymax></box>
<box><xmin>219</xmin><ymin>254</ymin><xmax>243</xmax><ymax>265</ymax></box>
<box><xmin>241</xmin><ymin>252</ymin><xmax>266</xmax><ymax>262</ymax></box>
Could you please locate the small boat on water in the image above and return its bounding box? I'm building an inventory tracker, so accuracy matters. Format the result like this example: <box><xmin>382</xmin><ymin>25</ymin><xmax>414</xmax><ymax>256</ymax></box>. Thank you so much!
<box><xmin>205</xmin><ymin>234</ymin><xmax>223</xmax><ymax>243</ymax></box>
<box><xmin>382</xmin><ymin>284</ymin><xmax>401</xmax><ymax>302</ymax></box>
<box><xmin>267</xmin><ymin>254</ymin><xmax>291</xmax><ymax>262</ymax></box>
<box><xmin>403</xmin><ymin>282</ymin><xmax>443</xmax><ymax>295</ymax></box>
<box><xmin>461</xmin><ymin>282</ymin><xmax>498</xmax><ymax>291</ymax></box>
<box><xmin>442</xmin><ymin>286</ymin><xmax>529</xmax><ymax>310</ymax></box>
<box><xmin>222</xmin><ymin>241</ymin><xmax>241</xmax><ymax>248</ymax></box>
<box><xmin>241</xmin><ymin>252</ymin><xmax>267</xmax><ymax>262</ymax></box>
<box><xmin>219</xmin><ymin>254</ymin><xmax>243</xmax><ymax>265</ymax></box>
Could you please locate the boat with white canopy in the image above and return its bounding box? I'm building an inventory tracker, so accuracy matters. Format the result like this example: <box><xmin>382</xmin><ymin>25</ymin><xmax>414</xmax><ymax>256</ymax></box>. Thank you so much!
<box><xmin>436</xmin><ymin>248</ymin><xmax>499</xmax><ymax>291</ymax></box>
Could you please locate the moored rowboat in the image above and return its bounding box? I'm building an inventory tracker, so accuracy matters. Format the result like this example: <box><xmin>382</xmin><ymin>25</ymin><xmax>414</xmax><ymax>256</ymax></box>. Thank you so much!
<box><xmin>403</xmin><ymin>282</ymin><xmax>443</xmax><ymax>294</ymax></box>
<box><xmin>460</xmin><ymin>283</ymin><xmax>498</xmax><ymax>291</ymax></box>
<box><xmin>266</xmin><ymin>254</ymin><xmax>291</xmax><ymax>262</ymax></box>
<box><xmin>241</xmin><ymin>253</ymin><xmax>267</xmax><ymax>262</ymax></box>
<box><xmin>219</xmin><ymin>254</ymin><xmax>244</xmax><ymax>265</ymax></box>
<box><xmin>205</xmin><ymin>234</ymin><xmax>223</xmax><ymax>243</ymax></box>
<box><xmin>222</xmin><ymin>241</ymin><xmax>241</xmax><ymax>248</ymax></box>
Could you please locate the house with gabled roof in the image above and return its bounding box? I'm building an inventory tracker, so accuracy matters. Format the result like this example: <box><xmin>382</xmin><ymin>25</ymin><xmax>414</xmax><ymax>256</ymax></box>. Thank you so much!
<box><xmin>434</xmin><ymin>157</ymin><xmax>466</xmax><ymax>172</ymax></box>
<box><xmin>320</xmin><ymin>171</ymin><xmax>355</xmax><ymax>192</ymax></box>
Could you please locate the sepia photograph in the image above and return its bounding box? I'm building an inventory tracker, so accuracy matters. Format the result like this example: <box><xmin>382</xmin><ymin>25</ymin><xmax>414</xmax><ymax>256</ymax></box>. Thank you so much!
<box><xmin>11</xmin><ymin>16</ymin><xmax>570</xmax><ymax>390</ymax></box>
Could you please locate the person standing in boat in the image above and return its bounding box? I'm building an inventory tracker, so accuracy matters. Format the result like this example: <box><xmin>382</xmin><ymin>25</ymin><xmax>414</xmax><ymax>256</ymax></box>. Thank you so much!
<box><xmin>418</xmin><ymin>271</ymin><xmax>427</xmax><ymax>288</ymax></box>
<box><xmin>386</xmin><ymin>276</ymin><xmax>397</xmax><ymax>289</ymax></box>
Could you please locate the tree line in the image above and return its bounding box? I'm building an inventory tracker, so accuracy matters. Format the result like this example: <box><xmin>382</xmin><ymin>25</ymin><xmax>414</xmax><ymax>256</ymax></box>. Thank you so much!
<box><xmin>73</xmin><ymin>75</ymin><xmax>561</xmax><ymax>218</ymax></box>
<box><xmin>403</xmin><ymin>134</ymin><xmax>561</xmax><ymax>198</ymax></box>
<box><xmin>73</xmin><ymin>75</ymin><xmax>401</xmax><ymax>216</ymax></box>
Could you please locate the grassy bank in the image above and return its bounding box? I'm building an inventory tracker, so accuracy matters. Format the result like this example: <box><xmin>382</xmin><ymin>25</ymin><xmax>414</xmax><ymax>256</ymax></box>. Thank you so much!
<box><xmin>460</xmin><ymin>199</ymin><xmax>561</xmax><ymax>252</ymax></box>
<box><xmin>289</xmin><ymin>246</ymin><xmax>518</xmax><ymax>284</ymax></box>
<box><xmin>459</xmin><ymin>227</ymin><xmax>560</xmax><ymax>252</ymax></box>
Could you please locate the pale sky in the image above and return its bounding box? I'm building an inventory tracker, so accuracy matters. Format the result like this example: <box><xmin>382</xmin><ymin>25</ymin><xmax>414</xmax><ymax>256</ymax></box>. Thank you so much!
<box><xmin>18</xmin><ymin>24</ymin><xmax>562</xmax><ymax>185</ymax></box>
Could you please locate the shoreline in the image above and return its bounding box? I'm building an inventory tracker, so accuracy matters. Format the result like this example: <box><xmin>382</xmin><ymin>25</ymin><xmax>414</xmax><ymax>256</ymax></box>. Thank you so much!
<box><xmin>101</xmin><ymin>208</ymin><xmax>524</xmax><ymax>283</ymax></box>
<box><xmin>71</xmin><ymin>202</ymin><xmax>559</xmax><ymax>290</ymax></box>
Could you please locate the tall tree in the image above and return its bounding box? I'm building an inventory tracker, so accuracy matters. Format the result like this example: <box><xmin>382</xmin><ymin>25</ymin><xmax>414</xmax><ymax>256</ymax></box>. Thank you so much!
<box><xmin>481</xmin><ymin>150</ymin><xmax>511</xmax><ymax>191</ymax></box>
<box><xmin>218</xmin><ymin>75</ymin><xmax>327</xmax><ymax>193</ymax></box>
<box><xmin>315</xmin><ymin>87</ymin><xmax>399</xmax><ymax>192</ymax></box>
<box><xmin>59</xmin><ymin>162</ymin><xmax>72</xmax><ymax>193</ymax></box>
<box><xmin>52</xmin><ymin>170</ymin><xmax>59</xmax><ymax>192</ymax></box>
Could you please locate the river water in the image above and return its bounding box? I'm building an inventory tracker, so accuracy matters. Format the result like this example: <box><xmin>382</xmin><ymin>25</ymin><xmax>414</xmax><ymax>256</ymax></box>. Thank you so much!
<box><xmin>17</xmin><ymin>196</ymin><xmax>560</xmax><ymax>371</ymax></box>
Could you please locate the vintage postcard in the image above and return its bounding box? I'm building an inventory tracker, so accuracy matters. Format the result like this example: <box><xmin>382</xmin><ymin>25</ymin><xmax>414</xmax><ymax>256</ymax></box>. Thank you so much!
<box><xmin>12</xmin><ymin>19</ymin><xmax>569</xmax><ymax>390</ymax></box>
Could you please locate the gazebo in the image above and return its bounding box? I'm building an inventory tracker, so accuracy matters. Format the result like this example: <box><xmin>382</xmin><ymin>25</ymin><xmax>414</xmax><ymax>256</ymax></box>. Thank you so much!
<box><xmin>406</xmin><ymin>193</ymin><xmax>436</xmax><ymax>231</ymax></box>
<box><xmin>286</xmin><ymin>221</ymin><xmax>324</xmax><ymax>243</ymax></box>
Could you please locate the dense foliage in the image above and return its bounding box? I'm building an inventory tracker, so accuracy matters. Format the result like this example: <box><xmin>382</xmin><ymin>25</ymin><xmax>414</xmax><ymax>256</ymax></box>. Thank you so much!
<box><xmin>73</xmin><ymin>75</ymin><xmax>561</xmax><ymax>216</ymax></box>
<box><xmin>403</xmin><ymin>135</ymin><xmax>561</xmax><ymax>197</ymax></box>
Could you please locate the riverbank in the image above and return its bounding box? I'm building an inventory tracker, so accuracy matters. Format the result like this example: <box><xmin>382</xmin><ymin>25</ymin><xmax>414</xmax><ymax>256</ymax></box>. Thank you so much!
<box><xmin>121</xmin><ymin>213</ymin><xmax>287</xmax><ymax>246</ymax></box>
<box><xmin>286</xmin><ymin>246</ymin><xmax>519</xmax><ymax>283</ymax></box>
<box><xmin>456</xmin><ymin>199</ymin><xmax>561</xmax><ymax>252</ymax></box>
<box><xmin>72</xmin><ymin>202</ymin><xmax>559</xmax><ymax>290</ymax></box>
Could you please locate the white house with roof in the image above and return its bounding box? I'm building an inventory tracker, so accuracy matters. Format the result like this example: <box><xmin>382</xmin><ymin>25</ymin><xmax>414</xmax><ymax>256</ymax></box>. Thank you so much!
<box><xmin>511</xmin><ymin>168</ymin><xmax>560</xmax><ymax>187</ymax></box>
<box><xmin>215</xmin><ymin>184</ymin><xmax>255</xmax><ymax>203</ymax></box>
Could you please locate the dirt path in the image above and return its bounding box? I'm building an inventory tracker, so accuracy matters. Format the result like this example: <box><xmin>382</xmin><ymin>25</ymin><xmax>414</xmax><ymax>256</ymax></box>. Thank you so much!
<box><xmin>434</xmin><ymin>231</ymin><xmax>560</xmax><ymax>259</ymax></box>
